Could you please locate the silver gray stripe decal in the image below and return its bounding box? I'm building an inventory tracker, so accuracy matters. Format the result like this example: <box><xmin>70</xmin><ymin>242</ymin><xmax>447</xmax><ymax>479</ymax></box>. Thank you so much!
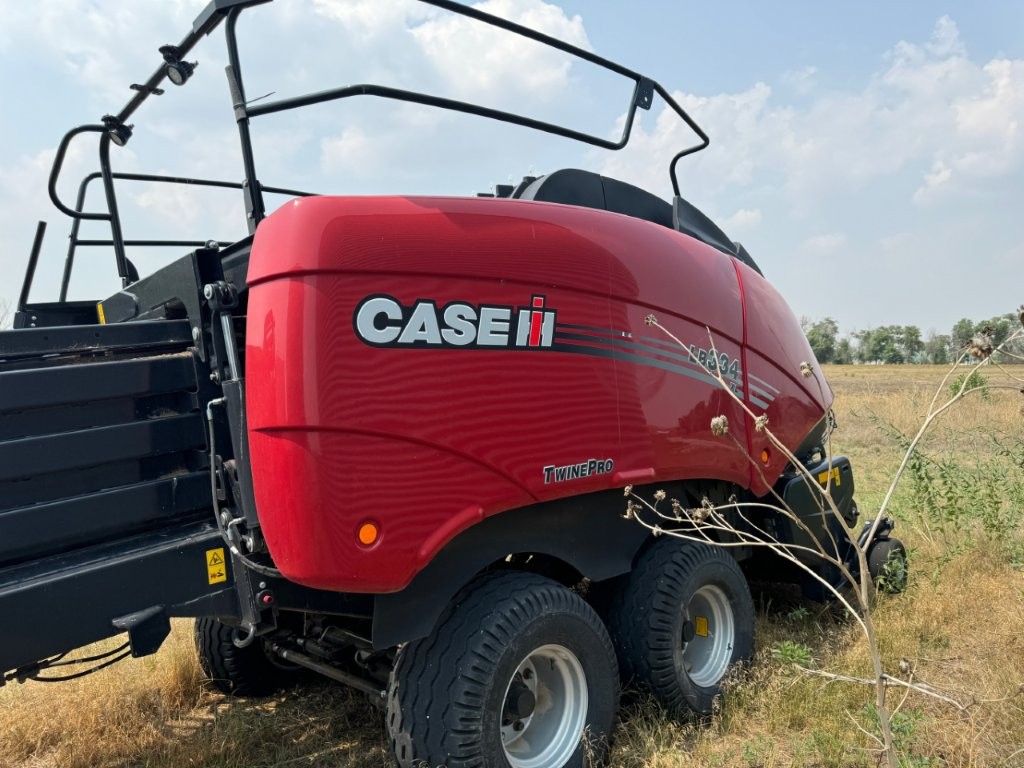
<box><xmin>748</xmin><ymin>372</ymin><xmax>781</xmax><ymax>394</ymax></box>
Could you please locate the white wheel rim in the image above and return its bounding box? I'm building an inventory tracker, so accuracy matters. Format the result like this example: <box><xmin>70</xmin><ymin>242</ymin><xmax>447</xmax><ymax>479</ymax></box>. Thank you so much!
<box><xmin>682</xmin><ymin>584</ymin><xmax>735</xmax><ymax>688</ymax></box>
<box><xmin>501</xmin><ymin>644</ymin><xmax>588</xmax><ymax>768</ymax></box>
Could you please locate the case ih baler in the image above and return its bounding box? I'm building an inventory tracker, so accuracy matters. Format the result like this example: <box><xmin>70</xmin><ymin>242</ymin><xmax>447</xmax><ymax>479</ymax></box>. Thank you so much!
<box><xmin>0</xmin><ymin>2</ymin><xmax>903</xmax><ymax>766</ymax></box>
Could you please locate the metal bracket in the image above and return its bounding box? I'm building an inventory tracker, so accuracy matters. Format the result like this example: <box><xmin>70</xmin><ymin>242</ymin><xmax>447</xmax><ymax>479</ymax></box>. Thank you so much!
<box><xmin>636</xmin><ymin>77</ymin><xmax>654</xmax><ymax>110</ymax></box>
<box><xmin>130</xmin><ymin>83</ymin><xmax>165</xmax><ymax>96</ymax></box>
<box><xmin>112</xmin><ymin>605</ymin><xmax>171</xmax><ymax>658</ymax></box>
<box><xmin>203</xmin><ymin>280</ymin><xmax>238</xmax><ymax>312</ymax></box>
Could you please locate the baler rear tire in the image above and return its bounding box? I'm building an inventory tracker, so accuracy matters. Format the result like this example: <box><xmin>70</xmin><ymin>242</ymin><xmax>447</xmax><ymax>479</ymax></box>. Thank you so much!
<box><xmin>608</xmin><ymin>539</ymin><xmax>754</xmax><ymax>715</ymax></box>
<box><xmin>194</xmin><ymin>617</ymin><xmax>288</xmax><ymax>697</ymax></box>
<box><xmin>386</xmin><ymin>570</ymin><xmax>619</xmax><ymax>768</ymax></box>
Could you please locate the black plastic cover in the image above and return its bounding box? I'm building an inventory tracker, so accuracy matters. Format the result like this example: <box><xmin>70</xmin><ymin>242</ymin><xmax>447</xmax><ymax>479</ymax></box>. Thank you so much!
<box><xmin>515</xmin><ymin>169</ymin><xmax>762</xmax><ymax>274</ymax></box>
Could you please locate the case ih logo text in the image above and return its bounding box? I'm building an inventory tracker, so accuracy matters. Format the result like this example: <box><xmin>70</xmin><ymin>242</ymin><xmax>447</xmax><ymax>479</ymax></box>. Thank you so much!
<box><xmin>543</xmin><ymin>458</ymin><xmax>615</xmax><ymax>485</ymax></box>
<box><xmin>354</xmin><ymin>294</ymin><xmax>556</xmax><ymax>349</ymax></box>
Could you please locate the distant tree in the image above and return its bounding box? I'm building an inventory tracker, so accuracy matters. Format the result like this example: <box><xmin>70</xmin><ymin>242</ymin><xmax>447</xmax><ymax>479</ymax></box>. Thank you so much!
<box><xmin>858</xmin><ymin>326</ymin><xmax>905</xmax><ymax>364</ymax></box>
<box><xmin>834</xmin><ymin>337</ymin><xmax>854</xmax><ymax>365</ymax></box>
<box><xmin>853</xmin><ymin>329</ymin><xmax>872</xmax><ymax>363</ymax></box>
<box><xmin>823</xmin><ymin>314</ymin><xmax>1021</xmax><ymax>365</ymax></box>
<box><xmin>974</xmin><ymin>313</ymin><xmax>1023</xmax><ymax>364</ymax></box>
<box><xmin>947</xmin><ymin>314</ymin><xmax>1022</xmax><ymax>364</ymax></box>
<box><xmin>805</xmin><ymin>317</ymin><xmax>839</xmax><ymax>363</ymax></box>
<box><xmin>975</xmin><ymin>315</ymin><xmax>1014</xmax><ymax>347</ymax></box>
<box><xmin>923</xmin><ymin>331</ymin><xmax>952</xmax><ymax>364</ymax></box>
<box><xmin>898</xmin><ymin>325</ymin><xmax>924</xmax><ymax>363</ymax></box>
<box><xmin>951</xmin><ymin>317</ymin><xmax>975</xmax><ymax>351</ymax></box>
<box><xmin>1001</xmin><ymin>311</ymin><xmax>1024</xmax><ymax>364</ymax></box>
<box><xmin>879</xmin><ymin>327</ymin><xmax>906</xmax><ymax>364</ymax></box>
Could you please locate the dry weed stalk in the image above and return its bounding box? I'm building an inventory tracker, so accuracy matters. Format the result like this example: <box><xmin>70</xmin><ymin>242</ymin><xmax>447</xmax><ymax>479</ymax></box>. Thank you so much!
<box><xmin>625</xmin><ymin>312</ymin><xmax>1024</xmax><ymax>768</ymax></box>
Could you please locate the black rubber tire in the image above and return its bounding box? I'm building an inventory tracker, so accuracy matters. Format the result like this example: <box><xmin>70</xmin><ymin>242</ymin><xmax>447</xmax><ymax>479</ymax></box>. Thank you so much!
<box><xmin>387</xmin><ymin>571</ymin><xmax>619</xmax><ymax>768</ymax></box>
<box><xmin>194</xmin><ymin>617</ymin><xmax>288</xmax><ymax>697</ymax></box>
<box><xmin>608</xmin><ymin>539</ymin><xmax>754</xmax><ymax>715</ymax></box>
<box><xmin>868</xmin><ymin>537</ymin><xmax>908</xmax><ymax>594</ymax></box>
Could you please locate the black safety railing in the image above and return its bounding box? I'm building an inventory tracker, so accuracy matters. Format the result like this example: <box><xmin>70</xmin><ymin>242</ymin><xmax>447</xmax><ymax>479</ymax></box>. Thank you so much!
<box><xmin>28</xmin><ymin>0</ymin><xmax>710</xmax><ymax>308</ymax></box>
<box><xmin>57</xmin><ymin>171</ymin><xmax>312</xmax><ymax>302</ymax></box>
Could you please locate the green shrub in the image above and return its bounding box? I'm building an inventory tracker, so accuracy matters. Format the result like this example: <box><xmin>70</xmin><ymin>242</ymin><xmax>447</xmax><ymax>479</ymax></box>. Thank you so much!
<box><xmin>771</xmin><ymin>640</ymin><xmax>813</xmax><ymax>667</ymax></box>
<box><xmin>949</xmin><ymin>369</ymin><xmax>989</xmax><ymax>400</ymax></box>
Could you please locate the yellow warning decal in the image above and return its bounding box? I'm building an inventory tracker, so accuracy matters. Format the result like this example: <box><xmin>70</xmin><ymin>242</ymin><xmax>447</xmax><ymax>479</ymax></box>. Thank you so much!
<box><xmin>695</xmin><ymin>616</ymin><xmax>709</xmax><ymax>638</ymax></box>
<box><xmin>96</xmin><ymin>302</ymin><xmax>106</xmax><ymax>324</ymax></box>
<box><xmin>818</xmin><ymin>467</ymin><xmax>841</xmax><ymax>487</ymax></box>
<box><xmin>206</xmin><ymin>548</ymin><xmax>227</xmax><ymax>585</ymax></box>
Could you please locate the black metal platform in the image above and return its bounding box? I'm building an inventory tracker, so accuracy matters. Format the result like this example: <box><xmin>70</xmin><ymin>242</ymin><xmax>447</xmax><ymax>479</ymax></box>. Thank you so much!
<box><xmin>0</xmin><ymin>320</ymin><xmax>237</xmax><ymax>677</ymax></box>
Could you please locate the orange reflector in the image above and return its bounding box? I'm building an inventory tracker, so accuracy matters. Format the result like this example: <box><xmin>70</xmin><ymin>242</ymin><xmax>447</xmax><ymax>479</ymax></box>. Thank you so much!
<box><xmin>357</xmin><ymin>522</ymin><xmax>379</xmax><ymax>546</ymax></box>
<box><xmin>760</xmin><ymin>449</ymin><xmax>770</xmax><ymax>464</ymax></box>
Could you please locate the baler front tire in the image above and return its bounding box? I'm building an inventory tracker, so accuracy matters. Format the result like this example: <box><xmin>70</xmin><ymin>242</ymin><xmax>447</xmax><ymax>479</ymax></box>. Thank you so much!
<box><xmin>194</xmin><ymin>617</ymin><xmax>288</xmax><ymax>697</ymax></box>
<box><xmin>868</xmin><ymin>537</ymin><xmax>908</xmax><ymax>594</ymax></box>
<box><xmin>608</xmin><ymin>539</ymin><xmax>754</xmax><ymax>715</ymax></box>
<box><xmin>387</xmin><ymin>571</ymin><xmax>619</xmax><ymax>768</ymax></box>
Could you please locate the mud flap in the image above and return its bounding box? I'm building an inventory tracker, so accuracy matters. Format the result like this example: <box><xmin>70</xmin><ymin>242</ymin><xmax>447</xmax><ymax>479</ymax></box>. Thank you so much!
<box><xmin>774</xmin><ymin>457</ymin><xmax>859</xmax><ymax>599</ymax></box>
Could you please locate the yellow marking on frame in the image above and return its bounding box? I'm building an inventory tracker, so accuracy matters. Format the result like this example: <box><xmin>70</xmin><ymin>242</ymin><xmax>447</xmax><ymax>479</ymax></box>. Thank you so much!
<box><xmin>695</xmin><ymin>616</ymin><xmax>709</xmax><ymax>638</ymax></box>
<box><xmin>206</xmin><ymin>547</ymin><xmax>227</xmax><ymax>585</ymax></box>
<box><xmin>818</xmin><ymin>467</ymin><xmax>841</xmax><ymax>487</ymax></box>
<box><xmin>96</xmin><ymin>302</ymin><xmax>106</xmax><ymax>324</ymax></box>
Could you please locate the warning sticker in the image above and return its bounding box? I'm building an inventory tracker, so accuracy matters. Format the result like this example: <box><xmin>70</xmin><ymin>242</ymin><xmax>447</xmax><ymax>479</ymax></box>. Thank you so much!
<box><xmin>206</xmin><ymin>548</ymin><xmax>227</xmax><ymax>585</ymax></box>
<box><xmin>694</xmin><ymin>616</ymin><xmax>709</xmax><ymax>638</ymax></box>
<box><xmin>818</xmin><ymin>467</ymin><xmax>841</xmax><ymax>487</ymax></box>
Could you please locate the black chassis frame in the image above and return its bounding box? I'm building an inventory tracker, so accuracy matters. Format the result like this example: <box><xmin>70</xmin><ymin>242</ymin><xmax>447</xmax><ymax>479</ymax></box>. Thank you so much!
<box><xmin>6</xmin><ymin>0</ymin><xmax>718</xmax><ymax>675</ymax></box>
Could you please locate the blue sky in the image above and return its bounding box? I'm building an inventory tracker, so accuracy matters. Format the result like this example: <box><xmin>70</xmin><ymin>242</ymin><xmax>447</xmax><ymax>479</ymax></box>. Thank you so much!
<box><xmin>1</xmin><ymin>0</ymin><xmax>1021</xmax><ymax>336</ymax></box>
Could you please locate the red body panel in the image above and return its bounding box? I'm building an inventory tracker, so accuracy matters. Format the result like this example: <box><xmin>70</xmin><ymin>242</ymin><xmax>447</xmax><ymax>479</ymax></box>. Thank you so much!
<box><xmin>246</xmin><ymin>196</ymin><xmax>830</xmax><ymax>592</ymax></box>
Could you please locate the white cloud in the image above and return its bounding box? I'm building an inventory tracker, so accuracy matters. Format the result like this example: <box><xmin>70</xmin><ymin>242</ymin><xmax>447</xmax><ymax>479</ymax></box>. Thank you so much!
<box><xmin>948</xmin><ymin>59</ymin><xmax>1024</xmax><ymax>175</ymax></box>
<box><xmin>602</xmin><ymin>81</ymin><xmax>786</xmax><ymax>201</ymax></box>
<box><xmin>802</xmin><ymin>233</ymin><xmax>847</xmax><ymax>254</ymax></box>
<box><xmin>600</xmin><ymin>16</ymin><xmax>1024</xmax><ymax>213</ymax></box>
<box><xmin>927</xmin><ymin>15</ymin><xmax>966</xmax><ymax>58</ymax></box>
<box><xmin>878</xmin><ymin>232</ymin><xmax>913</xmax><ymax>252</ymax></box>
<box><xmin>912</xmin><ymin>160</ymin><xmax>952</xmax><ymax>205</ymax></box>
<box><xmin>721</xmin><ymin>208</ymin><xmax>762</xmax><ymax>232</ymax></box>
<box><xmin>0</xmin><ymin>149</ymin><xmax>65</xmax><ymax>269</ymax></box>
<box><xmin>410</xmin><ymin>0</ymin><xmax>590</xmax><ymax>100</ymax></box>
<box><xmin>312</xmin><ymin>0</ymin><xmax>426</xmax><ymax>33</ymax></box>
<box><xmin>780</xmin><ymin>65</ymin><xmax>818</xmax><ymax>94</ymax></box>
<box><xmin>133</xmin><ymin>180</ymin><xmax>201</xmax><ymax>226</ymax></box>
<box><xmin>307</xmin><ymin>0</ymin><xmax>595</xmax><ymax>181</ymax></box>
<box><xmin>309</xmin><ymin>0</ymin><xmax>589</xmax><ymax>102</ymax></box>
<box><xmin>321</xmin><ymin>127</ymin><xmax>373</xmax><ymax>175</ymax></box>
<box><xmin>0</xmin><ymin>0</ymin><xmax>199</xmax><ymax>101</ymax></box>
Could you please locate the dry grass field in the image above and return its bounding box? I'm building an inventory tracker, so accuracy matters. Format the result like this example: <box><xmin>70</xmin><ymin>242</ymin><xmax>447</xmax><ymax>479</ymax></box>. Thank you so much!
<box><xmin>1</xmin><ymin>364</ymin><xmax>1022</xmax><ymax>767</ymax></box>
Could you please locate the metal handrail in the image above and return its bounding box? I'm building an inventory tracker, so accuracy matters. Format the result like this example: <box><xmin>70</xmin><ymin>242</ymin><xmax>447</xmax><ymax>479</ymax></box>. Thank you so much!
<box><xmin>57</xmin><ymin>171</ymin><xmax>312</xmax><ymax>301</ymax></box>
<box><xmin>36</xmin><ymin>0</ymin><xmax>710</xmax><ymax>304</ymax></box>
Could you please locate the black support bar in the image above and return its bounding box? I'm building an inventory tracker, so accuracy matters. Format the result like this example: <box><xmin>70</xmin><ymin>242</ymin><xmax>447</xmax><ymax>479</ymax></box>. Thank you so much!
<box><xmin>0</xmin><ymin>415</ymin><xmax>206</xmax><ymax>483</ymax></box>
<box><xmin>0</xmin><ymin>522</ymin><xmax>236</xmax><ymax>676</ymax></box>
<box><xmin>0</xmin><ymin>472</ymin><xmax>210</xmax><ymax>566</ymax></box>
<box><xmin>17</xmin><ymin>222</ymin><xmax>46</xmax><ymax>312</ymax></box>
<box><xmin>0</xmin><ymin>319</ymin><xmax>192</xmax><ymax>361</ymax></box>
<box><xmin>0</xmin><ymin>353</ymin><xmax>196</xmax><ymax>412</ymax></box>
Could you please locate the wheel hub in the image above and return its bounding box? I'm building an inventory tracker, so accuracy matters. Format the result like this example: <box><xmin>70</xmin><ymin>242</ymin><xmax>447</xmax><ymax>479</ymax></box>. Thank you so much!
<box><xmin>681</xmin><ymin>584</ymin><xmax>735</xmax><ymax>688</ymax></box>
<box><xmin>501</xmin><ymin>645</ymin><xmax>588</xmax><ymax>768</ymax></box>
<box><xmin>504</xmin><ymin>677</ymin><xmax>537</xmax><ymax>721</ymax></box>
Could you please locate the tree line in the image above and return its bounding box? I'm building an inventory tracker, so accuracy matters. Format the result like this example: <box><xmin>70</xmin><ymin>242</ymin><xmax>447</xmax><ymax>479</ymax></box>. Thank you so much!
<box><xmin>803</xmin><ymin>313</ymin><xmax>1023</xmax><ymax>364</ymax></box>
